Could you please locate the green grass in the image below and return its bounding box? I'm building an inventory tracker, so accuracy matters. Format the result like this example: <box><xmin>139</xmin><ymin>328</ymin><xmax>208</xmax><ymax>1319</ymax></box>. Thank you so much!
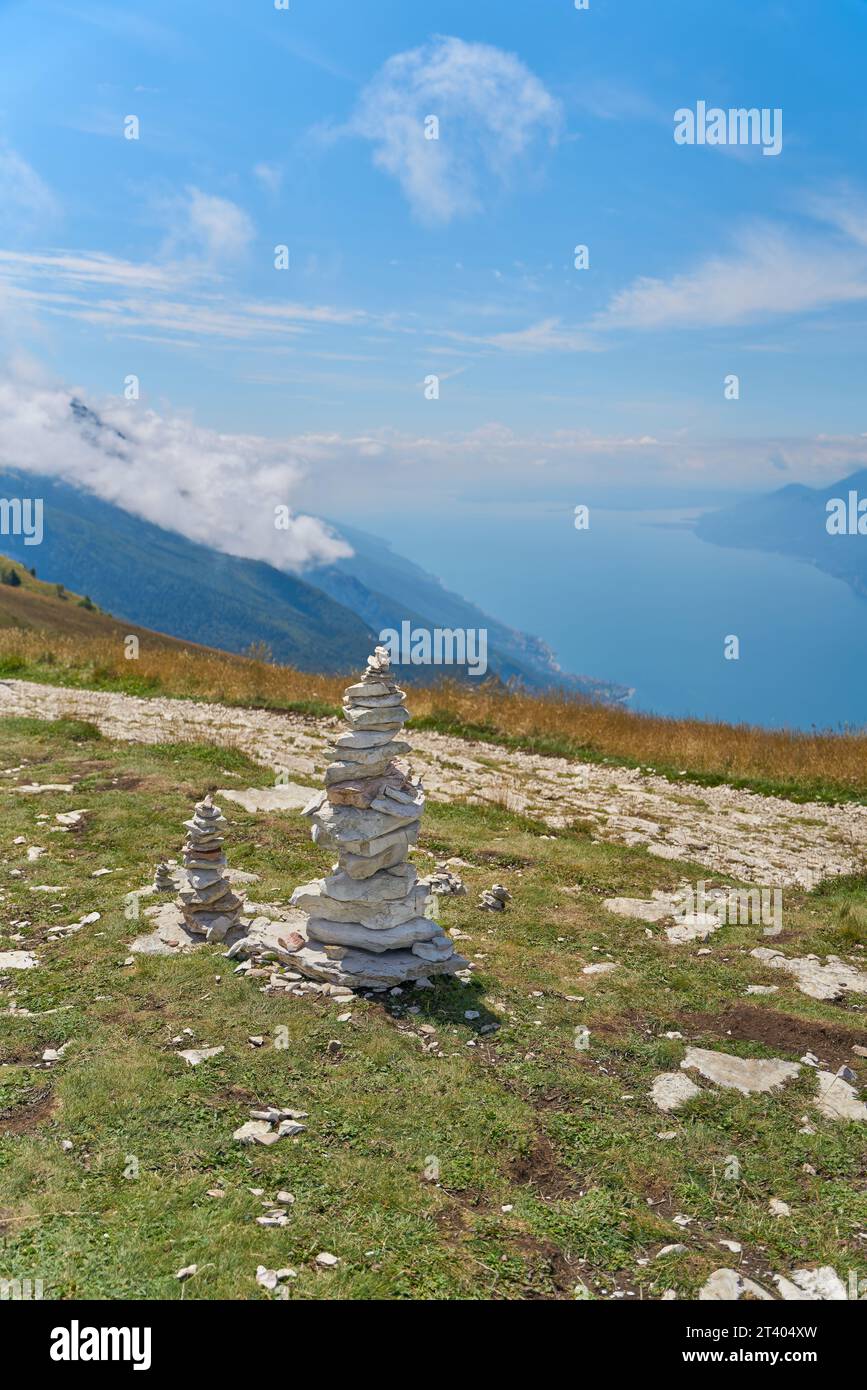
<box><xmin>1</xmin><ymin>716</ymin><xmax>866</xmax><ymax>1300</ymax></box>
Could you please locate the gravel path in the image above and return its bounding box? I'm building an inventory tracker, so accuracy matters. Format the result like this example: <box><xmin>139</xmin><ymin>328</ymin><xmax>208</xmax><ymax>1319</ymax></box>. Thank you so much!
<box><xmin>2</xmin><ymin>678</ymin><xmax>864</xmax><ymax>889</ymax></box>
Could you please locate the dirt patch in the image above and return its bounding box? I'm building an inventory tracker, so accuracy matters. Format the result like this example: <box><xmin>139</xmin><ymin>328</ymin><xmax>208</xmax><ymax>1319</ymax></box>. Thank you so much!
<box><xmin>682</xmin><ymin>1005</ymin><xmax>867</xmax><ymax>1068</ymax></box>
<box><xmin>0</xmin><ymin>1085</ymin><xmax>56</xmax><ymax>1133</ymax></box>
<box><xmin>510</xmin><ymin>1233</ymin><xmax>577</xmax><ymax>1299</ymax></box>
<box><xmin>509</xmin><ymin>1132</ymin><xmax>583</xmax><ymax>1201</ymax></box>
<box><xmin>201</xmin><ymin>1083</ymin><xmax>259</xmax><ymax>1110</ymax></box>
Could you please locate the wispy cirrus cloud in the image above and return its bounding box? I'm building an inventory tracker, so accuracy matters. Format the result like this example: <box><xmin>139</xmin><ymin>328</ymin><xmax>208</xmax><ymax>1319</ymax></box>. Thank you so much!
<box><xmin>0</xmin><ymin>142</ymin><xmax>61</xmax><ymax>237</ymax></box>
<box><xmin>596</xmin><ymin>215</ymin><xmax>867</xmax><ymax>331</ymax></box>
<box><xmin>331</xmin><ymin>35</ymin><xmax>561</xmax><ymax>225</ymax></box>
<box><xmin>0</xmin><ymin>247</ymin><xmax>376</xmax><ymax>345</ymax></box>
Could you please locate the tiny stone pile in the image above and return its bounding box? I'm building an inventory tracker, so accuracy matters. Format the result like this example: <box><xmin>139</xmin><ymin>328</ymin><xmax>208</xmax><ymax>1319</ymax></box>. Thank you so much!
<box><xmin>153</xmin><ymin>860</ymin><xmax>176</xmax><ymax>892</ymax></box>
<box><xmin>478</xmin><ymin>883</ymin><xmax>511</xmax><ymax>912</ymax></box>
<box><xmin>288</xmin><ymin>646</ymin><xmax>468</xmax><ymax>989</ymax></box>
<box><xmin>177</xmin><ymin>795</ymin><xmax>243</xmax><ymax>942</ymax></box>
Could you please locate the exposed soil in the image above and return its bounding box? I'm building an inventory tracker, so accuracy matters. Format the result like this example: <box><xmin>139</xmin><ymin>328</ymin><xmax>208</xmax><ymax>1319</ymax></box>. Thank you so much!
<box><xmin>682</xmin><ymin>1005</ymin><xmax>867</xmax><ymax>1068</ymax></box>
<box><xmin>509</xmin><ymin>1131</ymin><xmax>584</xmax><ymax>1201</ymax></box>
<box><xmin>0</xmin><ymin>1086</ymin><xmax>56</xmax><ymax>1133</ymax></box>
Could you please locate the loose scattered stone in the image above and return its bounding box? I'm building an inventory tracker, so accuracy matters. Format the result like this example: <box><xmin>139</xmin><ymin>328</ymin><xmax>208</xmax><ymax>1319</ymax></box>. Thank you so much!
<box><xmin>681</xmin><ymin>1046</ymin><xmax>801</xmax><ymax>1096</ymax></box>
<box><xmin>177</xmin><ymin>1046</ymin><xmax>224</xmax><ymax>1067</ymax></box>
<box><xmin>10</xmin><ymin>782</ymin><xmax>74</xmax><ymax>794</ymax></box>
<box><xmin>813</xmin><ymin>1070</ymin><xmax>867</xmax><ymax>1122</ymax></box>
<box><xmin>218</xmin><ymin>784</ymin><xmax>314</xmax><ymax>813</ymax></box>
<box><xmin>750</xmin><ymin>948</ymin><xmax>867</xmax><ymax>1001</ymax></box>
<box><xmin>315</xmin><ymin>1252</ymin><xmax>339</xmax><ymax>1268</ymax></box>
<box><xmin>285</xmin><ymin>647</ymin><xmax>467</xmax><ymax>989</ymax></box>
<box><xmin>773</xmin><ymin>1268</ymin><xmax>848</xmax><ymax>1301</ymax></box>
<box><xmin>234</xmin><ymin>1105</ymin><xmax>306</xmax><ymax>1145</ymax></box>
<box><xmin>769</xmin><ymin>1198</ymin><xmax>791</xmax><ymax>1217</ymax></box>
<box><xmin>699</xmin><ymin>1269</ymin><xmax>773</xmax><ymax>1301</ymax></box>
<box><xmin>176</xmin><ymin>1265</ymin><xmax>198</xmax><ymax>1281</ymax></box>
<box><xmin>0</xmin><ymin>950</ymin><xmax>38</xmax><ymax>970</ymax></box>
<box><xmin>651</xmin><ymin>1072</ymin><xmax>701</xmax><ymax>1112</ymax></box>
<box><xmin>582</xmin><ymin>961</ymin><xmax>619</xmax><ymax>976</ymax></box>
<box><xmin>177</xmin><ymin>795</ymin><xmax>244</xmax><ymax>943</ymax></box>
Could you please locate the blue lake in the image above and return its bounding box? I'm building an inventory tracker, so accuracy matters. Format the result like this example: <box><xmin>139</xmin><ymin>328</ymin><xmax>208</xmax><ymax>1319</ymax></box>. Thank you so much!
<box><xmin>377</xmin><ymin>504</ymin><xmax>867</xmax><ymax>732</ymax></box>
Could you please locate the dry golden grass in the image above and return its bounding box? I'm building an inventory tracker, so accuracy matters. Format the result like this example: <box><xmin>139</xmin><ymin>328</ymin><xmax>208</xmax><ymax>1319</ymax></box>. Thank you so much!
<box><xmin>0</xmin><ymin>626</ymin><xmax>865</xmax><ymax>800</ymax></box>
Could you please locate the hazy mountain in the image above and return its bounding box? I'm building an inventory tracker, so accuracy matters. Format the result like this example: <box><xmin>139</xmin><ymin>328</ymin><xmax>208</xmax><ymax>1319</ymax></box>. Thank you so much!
<box><xmin>695</xmin><ymin>470</ymin><xmax>867</xmax><ymax>600</ymax></box>
<box><xmin>0</xmin><ymin>470</ymin><xmax>375</xmax><ymax>672</ymax></box>
<box><xmin>0</xmin><ymin>394</ymin><xmax>628</xmax><ymax>697</ymax></box>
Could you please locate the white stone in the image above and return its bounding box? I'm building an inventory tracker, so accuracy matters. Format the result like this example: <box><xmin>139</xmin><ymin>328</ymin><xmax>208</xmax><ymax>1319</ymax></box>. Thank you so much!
<box><xmin>0</xmin><ymin>950</ymin><xmax>38</xmax><ymax>970</ymax></box>
<box><xmin>178</xmin><ymin>1046</ymin><xmax>224</xmax><ymax>1066</ymax></box>
<box><xmin>699</xmin><ymin>1269</ymin><xmax>773</xmax><ymax>1301</ymax></box>
<box><xmin>813</xmin><ymin>1070</ymin><xmax>867</xmax><ymax>1122</ymax></box>
<box><xmin>218</xmin><ymin>784</ymin><xmax>314</xmax><ymax>813</ymax></box>
<box><xmin>651</xmin><ymin>1072</ymin><xmax>701</xmax><ymax>1112</ymax></box>
<box><xmin>773</xmin><ymin>1267</ymin><xmax>848</xmax><ymax>1301</ymax></box>
<box><xmin>681</xmin><ymin>1046</ymin><xmax>801</xmax><ymax>1096</ymax></box>
<box><xmin>750</xmin><ymin>948</ymin><xmax>867</xmax><ymax>1001</ymax></box>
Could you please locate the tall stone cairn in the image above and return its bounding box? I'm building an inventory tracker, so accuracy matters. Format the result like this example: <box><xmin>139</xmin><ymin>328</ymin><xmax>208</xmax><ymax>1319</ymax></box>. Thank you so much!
<box><xmin>177</xmin><ymin>794</ymin><xmax>243</xmax><ymax>942</ymax></box>
<box><xmin>289</xmin><ymin>645</ymin><xmax>468</xmax><ymax>989</ymax></box>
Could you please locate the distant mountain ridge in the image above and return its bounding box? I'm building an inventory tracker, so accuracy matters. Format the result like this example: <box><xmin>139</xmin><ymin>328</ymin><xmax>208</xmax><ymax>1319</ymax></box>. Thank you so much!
<box><xmin>0</xmin><ymin>395</ymin><xmax>629</xmax><ymax>696</ymax></box>
<box><xmin>695</xmin><ymin>469</ymin><xmax>867</xmax><ymax>601</ymax></box>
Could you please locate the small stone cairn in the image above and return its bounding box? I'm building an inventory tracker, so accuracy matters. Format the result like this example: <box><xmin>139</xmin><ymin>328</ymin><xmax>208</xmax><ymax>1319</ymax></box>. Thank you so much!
<box><xmin>153</xmin><ymin>860</ymin><xmax>176</xmax><ymax>892</ymax></box>
<box><xmin>177</xmin><ymin>794</ymin><xmax>243</xmax><ymax>942</ymax></box>
<box><xmin>288</xmin><ymin>646</ymin><xmax>468</xmax><ymax>989</ymax></box>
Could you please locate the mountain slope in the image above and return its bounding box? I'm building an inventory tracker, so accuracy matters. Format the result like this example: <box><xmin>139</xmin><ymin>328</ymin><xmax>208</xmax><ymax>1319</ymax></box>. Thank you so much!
<box><xmin>0</xmin><ymin>471</ymin><xmax>375</xmax><ymax>671</ymax></box>
<box><xmin>695</xmin><ymin>470</ymin><xmax>867</xmax><ymax>600</ymax></box>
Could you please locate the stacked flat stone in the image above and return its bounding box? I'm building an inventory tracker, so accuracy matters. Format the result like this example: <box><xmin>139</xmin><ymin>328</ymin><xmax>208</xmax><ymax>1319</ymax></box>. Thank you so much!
<box><xmin>288</xmin><ymin>646</ymin><xmax>467</xmax><ymax>989</ymax></box>
<box><xmin>153</xmin><ymin>860</ymin><xmax>176</xmax><ymax>892</ymax></box>
<box><xmin>177</xmin><ymin>795</ymin><xmax>243</xmax><ymax>942</ymax></box>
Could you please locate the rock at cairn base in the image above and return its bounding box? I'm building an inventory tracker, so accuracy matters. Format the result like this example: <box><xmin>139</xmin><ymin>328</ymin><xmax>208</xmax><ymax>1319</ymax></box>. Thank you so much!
<box><xmin>288</xmin><ymin>646</ymin><xmax>468</xmax><ymax>989</ymax></box>
<box><xmin>177</xmin><ymin>795</ymin><xmax>243</xmax><ymax>942</ymax></box>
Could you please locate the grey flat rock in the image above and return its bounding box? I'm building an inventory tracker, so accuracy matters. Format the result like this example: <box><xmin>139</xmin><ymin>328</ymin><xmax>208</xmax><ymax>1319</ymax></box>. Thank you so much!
<box><xmin>218</xmin><ymin>784</ymin><xmax>315</xmax><ymax>813</ymax></box>
<box><xmin>813</xmin><ymin>1070</ymin><xmax>867</xmax><ymax>1121</ymax></box>
<box><xmin>699</xmin><ymin>1269</ymin><xmax>774</xmax><ymax>1301</ymax></box>
<box><xmin>651</xmin><ymin>1072</ymin><xmax>701</xmax><ymax>1112</ymax></box>
<box><xmin>750</xmin><ymin>948</ymin><xmax>867</xmax><ymax>1001</ymax></box>
<box><xmin>306</xmin><ymin>916</ymin><xmax>440</xmax><ymax>953</ymax></box>
<box><xmin>682</xmin><ymin>1046</ymin><xmax>801</xmax><ymax>1096</ymax></box>
<box><xmin>0</xmin><ymin>950</ymin><xmax>39</xmax><ymax>970</ymax></box>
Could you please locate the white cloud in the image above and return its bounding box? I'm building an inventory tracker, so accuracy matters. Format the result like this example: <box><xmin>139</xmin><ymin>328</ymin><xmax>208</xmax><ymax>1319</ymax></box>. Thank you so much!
<box><xmin>253</xmin><ymin>162</ymin><xmax>283</xmax><ymax>195</ymax></box>
<box><xmin>598</xmin><ymin>221</ymin><xmax>867</xmax><ymax>330</ymax></box>
<box><xmin>0</xmin><ymin>248</ymin><xmax>373</xmax><ymax>344</ymax></box>
<box><xmin>0</xmin><ymin>143</ymin><xmax>60</xmax><ymax>236</ymax></box>
<box><xmin>340</xmin><ymin>36</ymin><xmax>560</xmax><ymax>224</ymax></box>
<box><xmin>0</xmin><ymin>367</ymin><xmax>350</xmax><ymax>572</ymax></box>
<box><xmin>165</xmin><ymin>187</ymin><xmax>255</xmax><ymax>263</ymax></box>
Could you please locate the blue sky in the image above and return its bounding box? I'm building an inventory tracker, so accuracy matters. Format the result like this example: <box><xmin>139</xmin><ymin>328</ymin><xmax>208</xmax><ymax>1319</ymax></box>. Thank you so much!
<box><xmin>1</xmin><ymin>0</ymin><xmax>866</xmax><ymax>547</ymax></box>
